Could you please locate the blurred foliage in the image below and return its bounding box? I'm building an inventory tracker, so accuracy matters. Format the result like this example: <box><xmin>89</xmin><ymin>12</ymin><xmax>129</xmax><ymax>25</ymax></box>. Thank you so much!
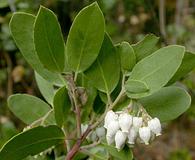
<box><xmin>0</xmin><ymin>0</ymin><xmax>195</xmax><ymax>159</ymax></box>
<box><xmin>168</xmin><ymin>148</ymin><xmax>192</xmax><ymax>160</ymax></box>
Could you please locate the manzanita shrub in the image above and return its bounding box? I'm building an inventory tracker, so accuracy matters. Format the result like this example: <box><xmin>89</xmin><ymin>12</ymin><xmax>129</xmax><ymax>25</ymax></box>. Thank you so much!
<box><xmin>0</xmin><ymin>2</ymin><xmax>195</xmax><ymax>160</ymax></box>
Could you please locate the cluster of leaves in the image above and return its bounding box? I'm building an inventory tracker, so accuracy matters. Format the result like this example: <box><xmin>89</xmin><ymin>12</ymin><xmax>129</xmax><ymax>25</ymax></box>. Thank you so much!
<box><xmin>0</xmin><ymin>2</ymin><xmax>195</xmax><ymax>160</ymax></box>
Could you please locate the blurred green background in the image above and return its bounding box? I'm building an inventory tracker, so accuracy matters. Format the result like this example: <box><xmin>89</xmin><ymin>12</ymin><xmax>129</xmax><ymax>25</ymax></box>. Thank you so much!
<box><xmin>0</xmin><ymin>0</ymin><xmax>195</xmax><ymax>159</ymax></box>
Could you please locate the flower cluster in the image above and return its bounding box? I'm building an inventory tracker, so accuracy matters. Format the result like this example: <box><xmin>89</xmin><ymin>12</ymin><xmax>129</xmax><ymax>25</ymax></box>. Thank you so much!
<box><xmin>104</xmin><ymin>110</ymin><xmax>162</xmax><ymax>150</ymax></box>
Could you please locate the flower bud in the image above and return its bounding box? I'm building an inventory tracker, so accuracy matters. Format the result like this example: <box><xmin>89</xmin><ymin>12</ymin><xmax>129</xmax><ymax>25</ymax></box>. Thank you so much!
<box><xmin>90</xmin><ymin>131</ymin><xmax>98</xmax><ymax>142</ymax></box>
<box><xmin>115</xmin><ymin>130</ymin><xmax>127</xmax><ymax>150</ymax></box>
<box><xmin>119</xmin><ymin>113</ymin><xmax>132</xmax><ymax>133</ymax></box>
<box><xmin>148</xmin><ymin>117</ymin><xmax>161</xmax><ymax>136</ymax></box>
<box><xmin>96</xmin><ymin>127</ymin><xmax>105</xmax><ymax>138</ymax></box>
<box><xmin>104</xmin><ymin>110</ymin><xmax>118</xmax><ymax>129</ymax></box>
<box><xmin>107</xmin><ymin>120</ymin><xmax>120</xmax><ymax>137</ymax></box>
<box><xmin>133</xmin><ymin>117</ymin><xmax>143</xmax><ymax>129</ymax></box>
<box><xmin>139</xmin><ymin>127</ymin><xmax>151</xmax><ymax>145</ymax></box>
<box><xmin>127</xmin><ymin>127</ymin><xmax>137</xmax><ymax>144</ymax></box>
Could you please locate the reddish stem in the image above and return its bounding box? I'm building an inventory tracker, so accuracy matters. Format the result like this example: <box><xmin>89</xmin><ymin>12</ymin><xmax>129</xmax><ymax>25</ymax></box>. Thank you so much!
<box><xmin>66</xmin><ymin>127</ymin><xmax>91</xmax><ymax>160</ymax></box>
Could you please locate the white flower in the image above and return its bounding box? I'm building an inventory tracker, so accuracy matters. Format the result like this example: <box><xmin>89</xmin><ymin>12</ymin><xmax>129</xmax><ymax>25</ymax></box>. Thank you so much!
<box><xmin>107</xmin><ymin>120</ymin><xmax>120</xmax><ymax>137</ymax></box>
<box><xmin>119</xmin><ymin>113</ymin><xmax>133</xmax><ymax>133</ymax></box>
<box><xmin>106</xmin><ymin>134</ymin><xmax>114</xmax><ymax>145</ymax></box>
<box><xmin>104</xmin><ymin>110</ymin><xmax>118</xmax><ymax>129</ymax></box>
<box><xmin>139</xmin><ymin>127</ymin><xmax>151</xmax><ymax>145</ymax></box>
<box><xmin>115</xmin><ymin>130</ymin><xmax>127</xmax><ymax>150</ymax></box>
<box><xmin>127</xmin><ymin>127</ymin><xmax>138</xmax><ymax>144</ymax></box>
<box><xmin>96</xmin><ymin>127</ymin><xmax>105</xmax><ymax>138</ymax></box>
<box><xmin>133</xmin><ymin>117</ymin><xmax>143</xmax><ymax>130</ymax></box>
<box><xmin>148</xmin><ymin>117</ymin><xmax>161</xmax><ymax>136</ymax></box>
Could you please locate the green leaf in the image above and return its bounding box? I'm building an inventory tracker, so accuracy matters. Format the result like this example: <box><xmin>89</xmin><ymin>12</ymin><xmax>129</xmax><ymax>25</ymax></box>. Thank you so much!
<box><xmin>34</xmin><ymin>6</ymin><xmax>65</xmax><ymax>72</ymax></box>
<box><xmin>139</xmin><ymin>86</ymin><xmax>191</xmax><ymax>122</ymax></box>
<box><xmin>0</xmin><ymin>125</ymin><xmax>64</xmax><ymax>160</ymax></box>
<box><xmin>87</xmin><ymin>145</ymin><xmax>109</xmax><ymax>160</ymax></box>
<box><xmin>93</xmin><ymin>94</ymin><xmax>106</xmax><ymax>114</ymax></box>
<box><xmin>66</xmin><ymin>2</ymin><xmax>105</xmax><ymax>73</ymax></box>
<box><xmin>35</xmin><ymin>72</ymin><xmax>55</xmax><ymax>105</ymax></box>
<box><xmin>53</xmin><ymin>86</ymin><xmax>71</xmax><ymax>127</ymax></box>
<box><xmin>84</xmin><ymin>34</ymin><xmax>120</xmax><ymax>94</ymax></box>
<box><xmin>116</xmin><ymin>41</ymin><xmax>136</xmax><ymax>72</ymax></box>
<box><xmin>168</xmin><ymin>51</ymin><xmax>195</xmax><ymax>84</ymax></box>
<box><xmin>132</xmin><ymin>34</ymin><xmax>159</xmax><ymax>61</ymax></box>
<box><xmin>125</xmin><ymin>79</ymin><xmax>149</xmax><ymax>94</ymax></box>
<box><xmin>103</xmin><ymin>143</ymin><xmax>133</xmax><ymax>160</ymax></box>
<box><xmin>8</xmin><ymin>94</ymin><xmax>51</xmax><ymax>124</ymax></box>
<box><xmin>126</xmin><ymin>45</ymin><xmax>185</xmax><ymax>99</ymax></box>
<box><xmin>9</xmin><ymin>12</ymin><xmax>65</xmax><ymax>86</ymax></box>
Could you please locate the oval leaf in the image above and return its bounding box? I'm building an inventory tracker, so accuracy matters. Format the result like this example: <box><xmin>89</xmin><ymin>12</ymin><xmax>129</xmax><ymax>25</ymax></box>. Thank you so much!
<box><xmin>116</xmin><ymin>41</ymin><xmax>136</xmax><ymax>71</ymax></box>
<box><xmin>139</xmin><ymin>86</ymin><xmax>191</xmax><ymax>122</ymax></box>
<box><xmin>0</xmin><ymin>125</ymin><xmax>64</xmax><ymax>160</ymax></box>
<box><xmin>66</xmin><ymin>2</ymin><xmax>105</xmax><ymax>73</ymax></box>
<box><xmin>34</xmin><ymin>6</ymin><xmax>65</xmax><ymax>72</ymax></box>
<box><xmin>168</xmin><ymin>51</ymin><xmax>195</xmax><ymax>84</ymax></box>
<box><xmin>9</xmin><ymin>13</ymin><xmax>65</xmax><ymax>86</ymax></box>
<box><xmin>8</xmin><ymin>94</ymin><xmax>51</xmax><ymax>124</ymax></box>
<box><xmin>125</xmin><ymin>79</ymin><xmax>149</xmax><ymax>94</ymax></box>
<box><xmin>53</xmin><ymin>86</ymin><xmax>71</xmax><ymax>127</ymax></box>
<box><xmin>127</xmin><ymin>45</ymin><xmax>185</xmax><ymax>99</ymax></box>
<box><xmin>132</xmin><ymin>34</ymin><xmax>159</xmax><ymax>61</ymax></box>
<box><xmin>84</xmin><ymin>34</ymin><xmax>120</xmax><ymax>94</ymax></box>
<box><xmin>35</xmin><ymin>72</ymin><xmax>55</xmax><ymax>105</ymax></box>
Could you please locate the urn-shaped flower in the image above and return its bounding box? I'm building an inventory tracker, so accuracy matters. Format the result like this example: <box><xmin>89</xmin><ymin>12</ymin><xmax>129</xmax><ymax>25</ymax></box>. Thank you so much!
<box><xmin>107</xmin><ymin>120</ymin><xmax>120</xmax><ymax>137</ymax></box>
<box><xmin>115</xmin><ymin>130</ymin><xmax>127</xmax><ymax>150</ymax></box>
<box><xmin>148</xmin><ymin>117</ymin><xmax>161</xmax><ymax>136</ymax></box>
<box><xmin>104</xmin><ymin>110</ymin><xmax>118</xmax><ymax>129</ymax></box>
<box><xmin>139</xmin><ymin>127</ymin><xmax>151</xmax><ymax>145</ymax></box>
<box><xmin>127</xmin><ymin>127</ymin><xmax>137</xmax><ymax>144</ymax></box>
<box><xmin>119</xmin><ymin>113</ymin><xmax>133</xmax><ymax>133</ymax></box>
<box><xmin>133</xmin><ymin>117</ymin><xmax>143</xmax><ymax>129</ymax></box>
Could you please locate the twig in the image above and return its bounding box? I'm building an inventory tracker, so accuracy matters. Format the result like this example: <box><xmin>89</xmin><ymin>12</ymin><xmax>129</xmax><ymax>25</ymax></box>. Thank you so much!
<box><xmin>65</xmin><ymin>74</ymin><xmax>82</xmax><ymax>138</ymax></box>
